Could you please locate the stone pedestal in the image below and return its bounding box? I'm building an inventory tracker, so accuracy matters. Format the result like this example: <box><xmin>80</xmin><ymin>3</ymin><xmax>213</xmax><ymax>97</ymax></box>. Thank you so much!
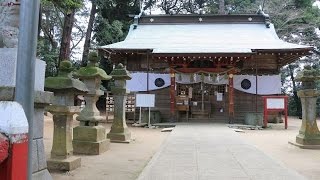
<box><xmin>289</xmin><ymin>66</ymin><xmax>320</xmax><ymax>149</ymax></box>
<box><xmin>73</xmin><ymin>52</ymin><xmax>111</xmax><ymax>155</ymax></box>
<box><xmin>107</xmin><ymin>64</ymin><xmax>132</xmax><ymax>143</ymax></box>
<box><xmin>45</xmin><ymin>61</ymin><xmax>88</xmax><ymax>170</ymax></box>
<box><xmin>244</xmin><ymin>112</ymin><xmax>263</xmax><ymax>126</ymax></box>
<box><xmin>47</xmin><ymin>106</ymin><xmax>81</xmax><ymax>171</ymax></box>
<box><xmin>292</xmin><ymin>89</ymin><xmax>320</xmax><ymax>148</ymax></box>
<box><xmin>73</xmin><ymin>126</ymin><xmax>109</xmax><ymax>154</ymax></box>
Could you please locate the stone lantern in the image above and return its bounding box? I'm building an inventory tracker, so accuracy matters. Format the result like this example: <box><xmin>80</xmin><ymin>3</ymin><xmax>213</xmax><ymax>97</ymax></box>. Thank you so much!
<box><xmin>45</xmin><ymin>61</ymin><xmax>88</xmax><ymax>171</ymax></box>
<box><xmin>73</xmin><ymin>52</ymin><xmax>112</xmax><ymax>154</ymax></box>
<box><xmin>107</xmin><ymin>63</ymin><xmax>132</xmax><ymax>143</ymax></box>
<box><xmin>291</xmin><ymin>65</ymin><xmax>320</xmax><ymax>148</ymax></box>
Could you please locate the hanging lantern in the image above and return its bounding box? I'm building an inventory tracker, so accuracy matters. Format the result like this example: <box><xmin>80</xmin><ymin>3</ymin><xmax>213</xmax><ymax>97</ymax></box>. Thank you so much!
<box><xmin>201</xmin><ymin>73</ymin><xmax>205</xmax><ymax>81</ymax></box>
<box><xmin>178</xmin><ymin>73</ymin><xmax>182</xmax><ymax>81</ymax></box>
<box><xmin>212</xmin><ymin>74</ymin><xmax>217</xmax><ymax>82</ymax></box>
<box><xmin>190</xmin><ymin>74</ymin><xmax>194</xmax><ymax>82</ymax></box>
<box><xmin>224</xmin><ymin>73</ymin><xmax>228</xmax><ymax>80</ymax></box>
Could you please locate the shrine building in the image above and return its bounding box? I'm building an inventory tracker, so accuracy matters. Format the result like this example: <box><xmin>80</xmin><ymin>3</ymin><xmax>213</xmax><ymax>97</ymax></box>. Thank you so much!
<box><xmin>99</xmin><ymin>13</ymin><xmax>312</xmax><ymax>123</ymax></box>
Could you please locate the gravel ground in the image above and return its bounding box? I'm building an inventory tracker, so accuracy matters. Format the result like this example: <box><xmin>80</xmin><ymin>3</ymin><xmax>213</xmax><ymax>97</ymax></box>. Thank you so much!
<box><xmin>44</xmin><ymin>115</ymin><xmax>320</xmax><ymax>180</ymax></box>
<box><xmin>44</xmin><ymin>114</ymin><xmax>169</xmax><ymax>180</ymax></box>
<box><xmin>238</xmin><ymin>117</ymin><xmax>320</xmax><ymax>180</ymax></box>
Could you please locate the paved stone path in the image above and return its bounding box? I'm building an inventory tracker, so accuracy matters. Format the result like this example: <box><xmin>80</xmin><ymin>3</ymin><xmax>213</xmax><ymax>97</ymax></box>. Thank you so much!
<box><xmin>137</xmin><ymin>123</ymin><xmax>306</xmax><ymax>180</ymax></box>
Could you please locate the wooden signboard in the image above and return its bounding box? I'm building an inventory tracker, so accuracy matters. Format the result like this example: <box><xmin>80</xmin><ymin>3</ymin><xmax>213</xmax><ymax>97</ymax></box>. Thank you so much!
<box><xmin>263</xmin><ymin>96</ymin><xmax>288</xmax><ymax>129</ymax></box>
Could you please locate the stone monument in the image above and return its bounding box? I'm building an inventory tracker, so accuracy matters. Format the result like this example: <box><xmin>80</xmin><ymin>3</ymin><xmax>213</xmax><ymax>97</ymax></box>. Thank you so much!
<box><xmin>0</xmin><ymin>0</ymin><xmax>19</xmax><ymax>48</ymax></box>
<box><xmin>73</xmin><ymin>52</ymin><xmax>112</xmax><ymax>155</ymax></box>
<box><xmin>0</xmin><ymin>1</ymin><xmax>53</xmax><ymax>179</ymax></box>
<box><xmin>289</xmin><ymin>65</ymin><xmax>320</xmax><ymax>149</ymax></box>
<box><xmin>45</xmin><ymin>61</ymin><xmax>88</xmax><ymax>171</ymax></box>
<box><xmin>107</xmin><ymin>63</ymin><xmax>132</xmax><ymax>143</ymax></box>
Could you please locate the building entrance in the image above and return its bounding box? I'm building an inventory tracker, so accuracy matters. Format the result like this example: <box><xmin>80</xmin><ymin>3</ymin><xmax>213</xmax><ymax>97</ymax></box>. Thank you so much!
<box><xmin>176</xmin><ymin>82</ymin><xmax>228</xmax><ymax>121</ymax></box>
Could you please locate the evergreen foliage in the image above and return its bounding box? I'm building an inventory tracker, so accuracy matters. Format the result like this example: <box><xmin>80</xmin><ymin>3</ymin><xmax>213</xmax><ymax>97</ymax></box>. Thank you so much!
<box><xmin>37</xmin><ymin>0</ymin><xmax>320</xmax><ymax>116</ymax></box>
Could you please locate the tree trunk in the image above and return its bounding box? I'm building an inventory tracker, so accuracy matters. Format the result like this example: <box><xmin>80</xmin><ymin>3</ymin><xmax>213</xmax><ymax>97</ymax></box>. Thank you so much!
<box><xmin>59</xmin><ymin>9</ymin><xmax>76</xmax><ymax>63</ymax></box>
<box><xmin>81</xmin><ymin>1</ymin><xmax>97</xmax><ymax>67</ymax></box>
<box><xmin>288</xmin><ymin>65</ymin><xmax>302</xmax><ymax>118</ymax></box>
<box><xmin>219</xmin><ymin>0</ymin><xmax>225</xmax><ymax>14</ymax></box>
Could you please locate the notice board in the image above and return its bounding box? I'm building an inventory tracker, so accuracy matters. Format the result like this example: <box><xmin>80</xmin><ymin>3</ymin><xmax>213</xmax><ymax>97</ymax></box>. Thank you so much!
<box><xmin>136</xmin><ymin>94</ymin><xmax>155</xmax><ymax>107</ymax></box>
<box><xmin>266</xmin><ymin>98</ymin><xmax>285</xmax><ymax>109</ymax></box>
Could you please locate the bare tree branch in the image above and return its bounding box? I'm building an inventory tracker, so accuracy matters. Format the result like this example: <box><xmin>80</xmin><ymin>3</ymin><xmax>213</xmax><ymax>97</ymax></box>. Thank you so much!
<box><xmin>71</xmin><ymin>23</ymin><xmax>85</xmax><ymax>51</ymax></box>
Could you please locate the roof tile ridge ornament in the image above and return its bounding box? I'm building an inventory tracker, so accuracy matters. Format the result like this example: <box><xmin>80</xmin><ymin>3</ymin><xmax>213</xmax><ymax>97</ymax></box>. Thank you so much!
<box><xmin>133</xmin><ymin>3</ymin><xmax>146</xmax><ymax>30</ymax></box>
<box><xmin>133</xmin><ymin>15</ymin><xmax>139</xmax><ymax>29</ymax></box>
<box><xmin>257</xmin><ymin>6</ymin><xmax>270</xmax><ymax>28</ymax></box>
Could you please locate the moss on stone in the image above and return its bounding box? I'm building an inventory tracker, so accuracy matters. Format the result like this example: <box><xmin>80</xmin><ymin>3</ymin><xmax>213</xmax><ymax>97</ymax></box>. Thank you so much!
<box><xmin>45</xmin><ymin>76</ymin><xmax>87</xmax><ymax>92</ymax></box>
<box><xmin>45</xmin><ymin>61</ymin><xmax>88</xmax><ymax>92</ymax></box>
<box><xmin>296</xmin><ymin>65</ymin><xmax>320</xmax><ymax>82</ymax></box>
<box><xmin>74</xmin><ymin>66</ymin><xmax>111</xmax><ymax>80</ymax></box>
<box><xmin>74</xmin><ymin>52</ymin><xmax>111</xmax><ymax>80</ymax></box>
<box><xmin>110</xmin><ymin>63</ymin><xmax>132</xmax><ymax>80</ymax></box>
<box><xmin>88</xmin><ymin>51</ymin><xmax>99</xmax><ymax>65</ymax></box>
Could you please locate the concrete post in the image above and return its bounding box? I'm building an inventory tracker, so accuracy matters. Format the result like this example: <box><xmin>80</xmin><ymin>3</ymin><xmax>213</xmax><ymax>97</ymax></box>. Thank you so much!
<box><xmin>45</xmin><ymin>61</ymin><xmax>88</xmax><ymax>170</ymax></box>
<box><xmin>73</xmin><ymin>52</ymin><xmax>112</xmax><ymax>155</ymax></box>
<box><xmin>290</xmin><ymin>65</ymin><xmax>320</xmax><ymax>149</ymax></box>
<box><xmin>107</xmin><ymin>63</ymin><xmax>132</xmax><ymax>143</ymax></box>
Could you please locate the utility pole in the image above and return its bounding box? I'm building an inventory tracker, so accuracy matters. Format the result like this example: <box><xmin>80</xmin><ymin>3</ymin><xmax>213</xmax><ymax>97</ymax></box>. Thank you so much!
<box><xmin>15</xmin><ymin>0</ymin><xmax>40</xmax><ymax>179</ymax></box>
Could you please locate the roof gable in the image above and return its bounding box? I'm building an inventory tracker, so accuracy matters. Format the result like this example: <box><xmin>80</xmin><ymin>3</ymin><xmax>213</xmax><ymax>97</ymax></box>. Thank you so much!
<box><xmin>99</xmin><ymin>14</ymin><xmax>312</xmax><ymax>54</ymax></box>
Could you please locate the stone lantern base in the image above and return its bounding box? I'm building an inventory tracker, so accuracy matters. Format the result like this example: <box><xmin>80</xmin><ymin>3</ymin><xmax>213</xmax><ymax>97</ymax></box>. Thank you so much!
<box><xmin>296</xmin><ymin>134</ymin><xmax>320</xmax><ymax>146</ymax></box>
<box><xmin>289</xmin><ymin>140</ymin><xmax>320</xmax><ymax>149</ymax></box>
<box><xmin>107</xmin><ymin>127</ymin><xmax>131</xmax><ymax>143</ymax></box>
<box><xmin>47</xmin><ymin>156</ymin><xmax>81</xmax><ymax>171</ymax></box>
<box><xmin>73</xmin><ymin>126</ymin><xmax>110</xmax><ymax>155</ymax></box>
<box><xmin>289</xmin><ymin>124</ymin><xmax>320</xmax><ymax>149</ymax></box>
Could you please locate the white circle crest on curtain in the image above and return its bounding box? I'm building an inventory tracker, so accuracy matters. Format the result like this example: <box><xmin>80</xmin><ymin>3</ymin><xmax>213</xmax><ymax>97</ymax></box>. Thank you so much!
<box><xmin>155</xmin><ymin>78</ymin><xmax>165</xmax><ymax>87</ymax></box>
<box><xmin>241</xmin><ymin>79</ymin><xmax>251</xmax><ymax>90</ymax></box>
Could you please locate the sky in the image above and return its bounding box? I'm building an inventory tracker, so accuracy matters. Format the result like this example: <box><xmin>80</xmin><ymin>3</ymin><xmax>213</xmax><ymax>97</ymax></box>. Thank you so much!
<box><xmin>72</xmin><ymin>0</ymin><xmax>320</xmax><ymax>62</ymax></box>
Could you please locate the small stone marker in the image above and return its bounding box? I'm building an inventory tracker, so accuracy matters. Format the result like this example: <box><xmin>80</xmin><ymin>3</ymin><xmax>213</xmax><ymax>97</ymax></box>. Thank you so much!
<box><xmin>289</xmin><ymin>65</ymin><xmax>320</xmax><ymax>149</ymax></box>
<box><xmin>45</xmin><ymin>61</ymin><xmax>88</xmax><ymax>171</ymax></box>
<box><xmin>161</xmin><ymin>128</ymin><xmax>174</xmax><ymax>132</ymax></box>
<box><xmin>233</xmin><ymin>129</ymin><xmax>245</xmax><ymax>133</ymax></box>
<box><xmin>107</xmin><ymin>63</ymin><xmax>132</xmax><ymax>143</ymax></box>
<box><xmin>73</xmin><ymin>52</ymin><xmax>112</xmax><ymax>154</ymax></box>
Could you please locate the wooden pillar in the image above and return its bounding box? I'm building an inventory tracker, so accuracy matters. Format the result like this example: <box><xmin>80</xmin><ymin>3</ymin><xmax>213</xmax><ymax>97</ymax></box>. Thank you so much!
<box><xmin>170</xmin><ymin>67</ymin><xmax>176</xmax><ymax>120</ymax></box>
<box><xmin>228</xmin><ymin>74</ymin><xmax>234</xmax><ymax>122</ymax></box>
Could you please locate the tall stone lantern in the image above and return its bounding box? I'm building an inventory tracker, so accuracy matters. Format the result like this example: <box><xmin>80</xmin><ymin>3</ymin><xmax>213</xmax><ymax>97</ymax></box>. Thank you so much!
<box><xmin>291</xmin><ymin>65</ymin><xmax>320</xmax><ymax>149</ymax></box>
<box><xmin>73</xmin><ymin>52</ymin><xmax>112</xmax><ymax>155</ymax></box>
<box><xmin>107</xmin><ymin>63</ymin><xmax>132</xmax><ymax>143</ymax></box>
<box><xmin>45</xmin><ymin>61</ymin><xmax>88</xmax><ymax>171</ymax></box>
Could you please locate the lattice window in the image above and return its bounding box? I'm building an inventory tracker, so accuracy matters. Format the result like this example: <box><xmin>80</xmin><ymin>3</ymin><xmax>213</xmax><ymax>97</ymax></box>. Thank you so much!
<box><xmin>106</xmin><ymin>94</ymin><xmax>136</xmax><ymax>112</ymax></box>
<box><xmin>177</xmin><ymin>84</ymin><xmax>189</xmax><ymax>96</ymax></box>
<box><xmin>217</xmin><ymin>85</ymin><xmax>226</xmax><ymax>95</ymax></box>
<box><xmin>106</xmin><ymin>96</ymin><xmax>114</xmax><ymax>112</ymax></box>
<box><xmin>191</xmin><ymin>83</ymin><xmax>202</xmax><ymax>101</ymax></box>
